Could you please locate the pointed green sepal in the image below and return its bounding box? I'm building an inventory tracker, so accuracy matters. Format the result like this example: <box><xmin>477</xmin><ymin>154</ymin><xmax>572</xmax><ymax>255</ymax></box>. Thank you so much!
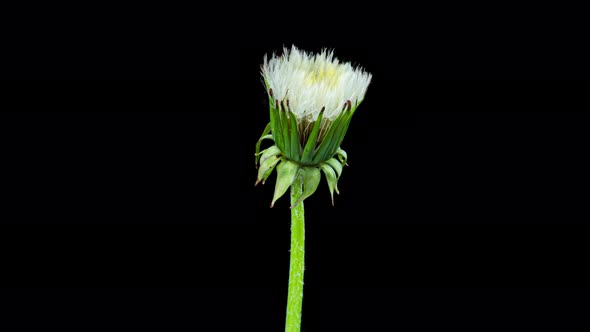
<box><xmin>289</xmin><ymin>111</ymin><xmax>300</xmax><ymax>162</ymax></box>
<box><xmin>276</xmin><ymin>158</ymin><xmax>285</xmax><ymax>172</ymax></box>
<box><xmin>256</xmin><ymin>149</ymin><xmax>282</xmax><ymax>185</ymax></box>
<box><xmin>314</xmin><ymin>108</ymin><xmax>354</xmax><ymax>164</ymax></box>
<box><xmin>271</xmin><ymin>160</ymin><xmax>300</xmax><ymax>207</ymax></box>
<box><xmin>300</xmin><ymin>108</ymin><xmax>325</xmax><ymax>164</ymax></box>
<box><xmin>325</xmin><ymin>158</ymin><xmax>343</xmax><ymax>178</ymax></box>
<box><xmin>279</xmin><ymin>108</ymin><xmax>291</xmax><ymax>159</ymax></box>
<box><xmin>255</xmin><ymin>123</ymin><xmax>273</xmax><ymax>167</ymax></box>
<box><xmin>259</xmin><ymin>145</ymin><xmax>281</xmax><ymax>164</ymax></box>
<box><xmin>260</xmin><ymin>163</ymin><xmax>279</xmax><ymax>185</ymax></box>
<box><xmin>312</xmin><ymin>109</ymin><xmax>352</xmax><ymax>164</ymax></box>
<box><xmin>291</xmin><ymin>167</ymin><xmax>321</xmax><ymax>208</ymax></box>
<box><xmin>332</xmin><ymin>108</ymin><xmax>355</xmax><ymax>151</ymax></box>
<box><xmin>335</xmin><ymin>148</ymin><xmax>348</xmax><ymax>165</ymax></box>
<box><xmin>270</xmin><ymin>101</ymin><xmax>284</xmax><ymax>151</ymax></box>
<box><xmin>320</xmin><ymin>163</ymin><xmax>339</xmax><ymax>205</ymax></box>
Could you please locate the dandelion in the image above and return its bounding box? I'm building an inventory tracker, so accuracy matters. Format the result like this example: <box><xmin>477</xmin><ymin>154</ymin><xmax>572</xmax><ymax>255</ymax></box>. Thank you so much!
<box><xmin>255</xmin><ymin>46</ymin><xmax>371</xmax><ymax>332</ymax></box>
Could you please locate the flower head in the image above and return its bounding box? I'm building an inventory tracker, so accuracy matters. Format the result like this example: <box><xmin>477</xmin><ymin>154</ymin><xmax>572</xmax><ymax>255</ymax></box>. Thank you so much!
<box><xmin>255</xmin><ymin>46</ymin><xmax>372</xmax><ymax>207</ymax></box>
<box><xmin>262</xmin><ymin>46</ymin><xmax>371</xmax><ymax>122</ymax></box>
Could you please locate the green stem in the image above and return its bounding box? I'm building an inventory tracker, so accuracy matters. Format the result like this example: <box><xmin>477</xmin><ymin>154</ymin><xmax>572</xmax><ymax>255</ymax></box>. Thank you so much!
<box><xmin>286</xmin><ymin>175</ymin><xmax>305</xmax><ymax>332</ymax></box>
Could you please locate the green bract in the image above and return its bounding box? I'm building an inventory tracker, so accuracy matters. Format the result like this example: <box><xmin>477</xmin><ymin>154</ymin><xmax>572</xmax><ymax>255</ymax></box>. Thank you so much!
<box><xmin>255</xmin><ymin>96</ymin><xmax>361</xmax><ymax>208</ymax></box>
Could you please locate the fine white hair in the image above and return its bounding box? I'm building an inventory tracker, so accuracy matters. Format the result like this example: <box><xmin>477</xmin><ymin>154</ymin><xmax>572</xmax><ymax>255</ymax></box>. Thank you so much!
<box><xmin>262</xmin><ymin>46</ymin><xmax>372</xmax><ymax>121</ymax></box>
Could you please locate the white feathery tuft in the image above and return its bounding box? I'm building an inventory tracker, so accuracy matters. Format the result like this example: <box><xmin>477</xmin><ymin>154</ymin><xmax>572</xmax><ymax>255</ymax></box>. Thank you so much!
<box><xmin>262</xmin><ymin>46</ymin><xmax>372</xmax><ymax>122</ymax></box>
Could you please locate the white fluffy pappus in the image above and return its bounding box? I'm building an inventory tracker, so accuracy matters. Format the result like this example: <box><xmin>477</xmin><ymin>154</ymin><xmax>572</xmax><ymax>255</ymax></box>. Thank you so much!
<box><xmin>262</xmin><ymin>46</ymin><xmax>372</xmax><ymax>122</ymax></box>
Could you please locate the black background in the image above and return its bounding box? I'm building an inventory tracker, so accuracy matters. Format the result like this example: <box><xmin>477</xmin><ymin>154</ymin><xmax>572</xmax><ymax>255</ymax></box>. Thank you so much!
<box><xmin>2</xmin><ymin>4</ymin><xmax>590</xmax><ymax>331</ymax></box>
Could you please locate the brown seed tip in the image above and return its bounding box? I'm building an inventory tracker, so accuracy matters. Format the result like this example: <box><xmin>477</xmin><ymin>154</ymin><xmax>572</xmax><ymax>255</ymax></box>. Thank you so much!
<box><xmin>320</xmin><ymin>106</ymin><xmax>325</xmax><ymax>113</ymax></box>
<box><xmin>269</xmin><ymin>88</ymin><xmax>273</xmax><ymax>98</ymax></box>
<box><xmin>275</xmin><ymin>100</ymin><xmax>279</xmax><ymax>109</ymax></box>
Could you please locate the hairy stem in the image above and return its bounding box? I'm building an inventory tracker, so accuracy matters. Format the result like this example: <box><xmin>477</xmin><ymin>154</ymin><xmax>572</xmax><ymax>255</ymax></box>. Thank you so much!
<box><xmin>286</xmin><ymin>175</ymin><xmax>305</xmax><ymax>332</ymax></box>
